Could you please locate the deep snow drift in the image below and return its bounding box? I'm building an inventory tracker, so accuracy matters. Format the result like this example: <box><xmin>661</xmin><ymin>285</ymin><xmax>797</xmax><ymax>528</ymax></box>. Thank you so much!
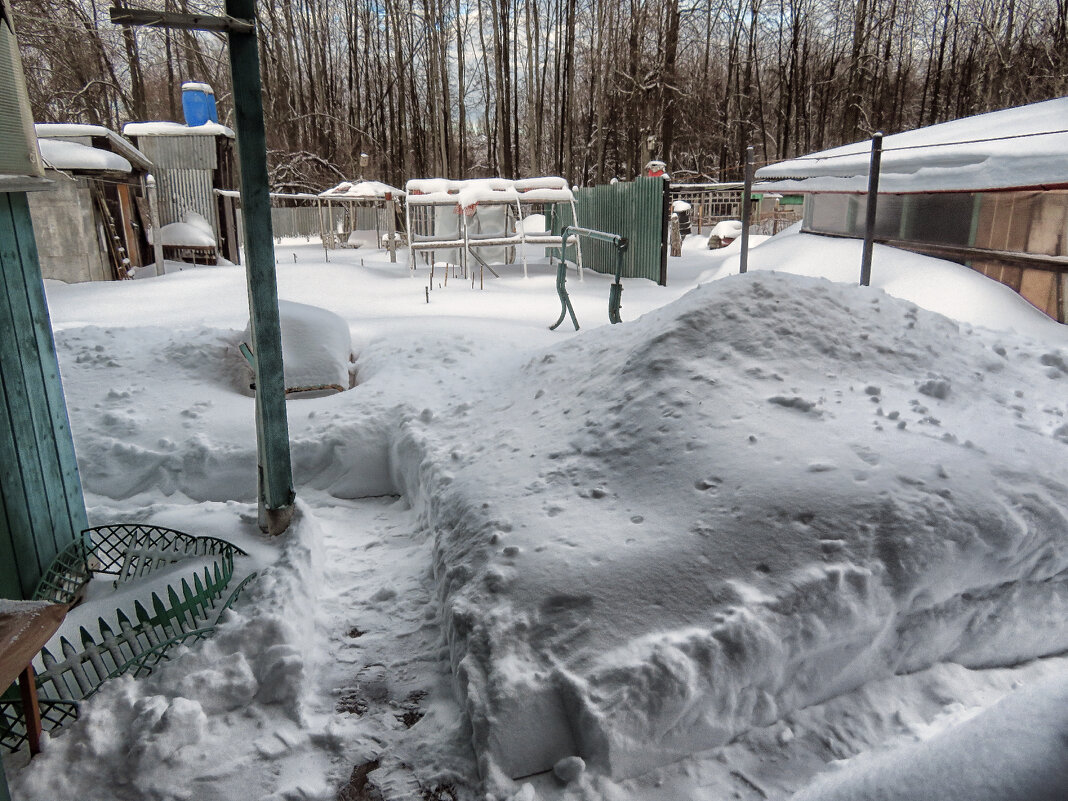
<box><xmin>5</xmin><ymin>230</ymin><xmax>1067</xmax><ymax>801</ymax></box>
<box><xmin>402</xmin><ymin>271</ymin><xmax>1068</xmax><ymax>785</ymax></box>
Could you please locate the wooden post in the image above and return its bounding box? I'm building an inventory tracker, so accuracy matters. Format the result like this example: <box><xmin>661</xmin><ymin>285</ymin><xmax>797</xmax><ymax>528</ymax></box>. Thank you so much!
<box><xmin>146</xmin><ymin>175</ymin><xmax>165</xmax><ymax>275</ymax></box>
<box><xmin>386</xmin><ymin>193</ymin><xmax>397</xmax><ymax>263</ymax></box>
<box><xmin>860</xmin><ymin>133</ymin><xmax>883</xmax><ymax>287</ymax></box>
<box><xmin>225</xmin><ymin>0</ymin><xmax>295</xmax><ymax>534</ymax></box>
<box><xmin>0</xmin><ymin>191</ymin><xmax>90</xmax><ymax>598</ymax></box>
<box><xmin>1</xmin><ymin>753</ymin><xmax>10</xmax><ymax>801</ymax></box>
<box><xmin>739</xmin><ymin>146</ymin><xmax>754</xmax><ymax>274</ymax></box>
<box><xmin>18</xmin><ymin>665</ymin><xmax>43</xmax><ymax>755</ymax></box>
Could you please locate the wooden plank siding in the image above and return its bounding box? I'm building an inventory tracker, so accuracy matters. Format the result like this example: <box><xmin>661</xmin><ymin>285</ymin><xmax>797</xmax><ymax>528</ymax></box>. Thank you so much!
<box><xmin>803</xmin><ymin>189</ymin><xmax>1068</xmax><ymax>323</ymax></box>
<box><xmin>0</xmin><ymin>192</ymin><xmax>88</xmax><ymax>599</ymax></box>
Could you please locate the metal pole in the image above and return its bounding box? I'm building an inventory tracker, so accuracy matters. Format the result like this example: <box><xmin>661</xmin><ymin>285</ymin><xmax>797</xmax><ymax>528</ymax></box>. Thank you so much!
<box><xmin>860</xmin><ymin>132</ymin><xmax>883</xmax><ymax>287</ymax></box>
<box><xmin>146</xmin><ymin>174</ymin><xmax>165</xmax><ymax>276</ymax></box>
<box><xmin>225</xmin><ymin>0</ymin><xmax>295</xmax><ymax>534</ymax></box>
<box><xmin>386</xmin><ymin>192</ymin><xmax>397</xmax><ymax>263</ymax></box>
<box><xmin>739</xmin><ymin>146</ymin><xmax>754</xmax><ymax>274</ymax></box>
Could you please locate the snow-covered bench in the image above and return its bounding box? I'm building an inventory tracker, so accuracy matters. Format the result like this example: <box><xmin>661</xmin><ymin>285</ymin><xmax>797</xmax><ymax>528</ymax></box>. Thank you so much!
<box><xmin>405</xmin><ymin>177</ymin><xmax>584</xmax><ymax>280</ymax></box>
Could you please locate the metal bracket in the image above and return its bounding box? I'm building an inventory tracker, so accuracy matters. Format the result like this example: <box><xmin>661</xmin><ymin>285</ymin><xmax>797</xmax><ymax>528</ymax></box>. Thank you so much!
<box><xmin>550</xmin><ymin>226</ymin><xmax>628</xmax><ymax>330</ymax></box>
<box><xmin>108</xmin><ymin>7</ymin><xmax>254</xmax><ymax>33</ymax></box>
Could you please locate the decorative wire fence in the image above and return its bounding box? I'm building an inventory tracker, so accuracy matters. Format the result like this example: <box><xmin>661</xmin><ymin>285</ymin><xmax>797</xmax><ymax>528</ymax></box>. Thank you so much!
<box><xmin>1</xmin><ymin>525</ymin><xmax>254</xmax><ymax>753</ymax></box>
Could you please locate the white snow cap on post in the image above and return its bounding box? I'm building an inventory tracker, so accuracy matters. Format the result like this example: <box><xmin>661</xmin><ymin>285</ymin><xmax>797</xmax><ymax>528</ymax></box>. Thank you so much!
<box><xmin>319</xmin><ymin>180</ymin><xmax>405</xmax><ymax>199</ymax></box>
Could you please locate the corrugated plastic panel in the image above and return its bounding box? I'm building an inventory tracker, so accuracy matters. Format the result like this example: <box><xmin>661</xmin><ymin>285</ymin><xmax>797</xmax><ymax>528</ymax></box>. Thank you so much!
<box><xmin>552</xmin><ymin>177</ymin><xmax>667</xmax><ymax>283</ymax></box>
<box><xmin>0</xmin><ymin>11</ymin><xmax>43</xmax><ymax>178</ymax></box>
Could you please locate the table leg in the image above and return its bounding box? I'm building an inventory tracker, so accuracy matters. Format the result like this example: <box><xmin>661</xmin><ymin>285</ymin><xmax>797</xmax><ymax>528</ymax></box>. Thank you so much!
<box><xmin>18</xmin><ymin>665</ymin><xmax>42</xmax><ymax>756</ymax></box>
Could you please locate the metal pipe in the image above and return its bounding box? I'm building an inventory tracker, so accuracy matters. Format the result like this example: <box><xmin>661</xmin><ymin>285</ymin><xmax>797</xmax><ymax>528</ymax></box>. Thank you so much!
<box><xmin>739</xmin><ymin>146</ymin><xmax>754</xmax><ymax>274</ymax></box>
<box><xmin>226</xmin><ymin>0</ymin><xmax>295</xmax><ymax>534</ymax></box>
<box><xmin>860</xmin><ymin>132</ymin><xmax>883</xmax><ymax>287</ymax></box>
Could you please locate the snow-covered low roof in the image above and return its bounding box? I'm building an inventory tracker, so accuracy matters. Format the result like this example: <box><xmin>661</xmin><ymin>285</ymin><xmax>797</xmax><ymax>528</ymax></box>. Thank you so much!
<box><xmin>405</xmin><ymin>176</ymin><xmax>574</xmax><ymax>206</ymax></box>
<box><xmin>123</xmin><ymin>120</ymin><xmax>235</xmax><ymax>139</ymax></box>
<box><xmin>756</xmin><ymin>97</ymin><xmax>1068</xmax><ymax>194</ymax></box>
<box><xmin>35</xmin><ymin>123</ymin><xmax>153</xmax><ymax>171</ymax></box>
<box><xmin>37</xmin><ymin>139</ymin><xmax>132</xmax><ymax>174</ymax></box>
<box><xmin>319</xmin><ymin>180</ymin><xmax>405</xmax><ymax>199</ymax></box>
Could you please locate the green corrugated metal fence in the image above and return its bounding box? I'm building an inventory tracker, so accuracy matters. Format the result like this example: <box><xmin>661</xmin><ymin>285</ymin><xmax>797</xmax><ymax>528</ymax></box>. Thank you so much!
<box><xmin>551</xmin><ymin>177</ymin><xmax>669</xmax><ymax>285</ymax></box>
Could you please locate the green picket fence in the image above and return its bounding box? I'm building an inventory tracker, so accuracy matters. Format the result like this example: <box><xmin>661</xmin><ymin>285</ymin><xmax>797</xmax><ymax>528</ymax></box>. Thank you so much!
<box><xmin>551</xmin><ymin>177</ymin><xmax>669</xmax><ymax>285</ymax></box>
<box><xmin>0</xmin><ymin>525</ymin><xmax>254</xmax><ymax>753</ymax></box>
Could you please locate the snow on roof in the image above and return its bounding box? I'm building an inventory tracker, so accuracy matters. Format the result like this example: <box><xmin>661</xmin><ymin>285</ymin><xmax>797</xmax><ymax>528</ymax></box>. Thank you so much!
<box><xmin>35</xmin><ymin>123</ymin><xmax>153</xmax><ymax>171</ymax></box>
<box><xmin>404</xmin><ymin>177</ymin><xmax>574</xmax><ymax>205</ymax></box>
<box><xmin>756</xmin><ymin>96</ymin><xmax>1068</xmax><ymax>193</ymax></box>
<box><xmin>513</xmin><ymin>176</ymin><xmax>568</xmax><ymax>191</ymax></box>
<box><xmin>319</xmin><ymin>180</ymin><xmax>405</xmax><ymax>199</ymax></box>
<box><xmin>36</xmin><ymin>123</ymin><xmax>112</xmax><ymax>139</ymax></box>
<box><xmin>123</xmin><ymin>120</ymin><xmax>235</xmax><ymax>138</ymax></box>
<box><xmin>37</xmin><ymin>139</ymin><xmax>132</xmax><ymax>173</ymax></box>
<box><xmin>181</xmin><ymin>82</ymin><xmax>214</xmax><ymax>94</ymax></box>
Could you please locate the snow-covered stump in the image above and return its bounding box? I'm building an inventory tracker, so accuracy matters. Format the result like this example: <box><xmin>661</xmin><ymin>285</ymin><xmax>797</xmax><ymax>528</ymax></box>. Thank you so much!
<box><xmin>397</xmin><ymin>273</ymin><xmax>1068</xmax><ymax>789</ymax></box>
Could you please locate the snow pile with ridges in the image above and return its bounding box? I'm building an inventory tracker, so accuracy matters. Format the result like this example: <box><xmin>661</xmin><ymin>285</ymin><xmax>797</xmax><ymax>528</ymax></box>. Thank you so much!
<box><xmin>14</xmin><ymin>237</ymin><xmax>1067</xmax><ymax>801</ymax></box>
<box><xmin>399</xmin><ymin>272</ymin><xmax>1068</xmax><ymax>784</ymax></box>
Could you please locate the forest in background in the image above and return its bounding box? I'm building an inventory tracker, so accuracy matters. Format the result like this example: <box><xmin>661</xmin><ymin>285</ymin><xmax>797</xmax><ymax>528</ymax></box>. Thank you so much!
<box><xmin>12</xmin><ymin>0</ymin><xmax>1068</xmax><ymax>191</ymax></box>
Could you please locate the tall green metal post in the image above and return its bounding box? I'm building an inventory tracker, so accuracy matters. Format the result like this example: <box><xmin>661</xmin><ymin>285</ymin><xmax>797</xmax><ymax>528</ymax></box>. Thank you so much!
<box><xmin>225</xmin><ymin>0</ymin><xmax>295</xmax><ymax>534</ymax></box>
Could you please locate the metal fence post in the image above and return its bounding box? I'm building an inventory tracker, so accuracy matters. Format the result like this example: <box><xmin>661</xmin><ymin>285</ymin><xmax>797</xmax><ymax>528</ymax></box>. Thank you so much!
<box><xmin>860</xmin><ymin>132</ymin><xmax>883</xmax><ymax>287</ymax></box>
<box><xmin>226</xmin><ymin>0</ymin><xmax>295</xmax><ymax>534</ymax></box>
<box><xmin>740</xmin><ymin>146</ymin><xmax>754</xmax><ymax>274</ymax></box>
<box><xmin>385</xmin><ymin>192</ymin><xmax>397</xmax><ymax>262</ymax></box>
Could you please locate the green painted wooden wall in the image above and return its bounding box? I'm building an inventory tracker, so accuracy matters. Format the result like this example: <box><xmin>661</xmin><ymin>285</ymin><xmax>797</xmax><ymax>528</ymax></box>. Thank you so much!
<box><xmin>0</xmin><ymin>191</ymin><xmax>88</xmax><ymax>599</ymax></box>
<box><xmin>552</xmin><ymin>177</ymin><xmax>669</xmax><ymax>285</ymax></box>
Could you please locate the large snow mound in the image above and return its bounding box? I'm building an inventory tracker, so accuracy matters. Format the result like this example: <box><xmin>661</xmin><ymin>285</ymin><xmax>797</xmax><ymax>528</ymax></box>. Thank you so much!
<box><xmin>400</xmin><ymin>271</ymin><xmax>1068</xmax><ymax>784</ymax></box>
<box><xmin>701</xmin><ymin>230</ymin><xmax>1060</xmax><ymax>340</ymax></box>
<box><xmin>791</xmin><ymin>670</ymin><xmax>1068</xmax><ymax>801</ymax></box>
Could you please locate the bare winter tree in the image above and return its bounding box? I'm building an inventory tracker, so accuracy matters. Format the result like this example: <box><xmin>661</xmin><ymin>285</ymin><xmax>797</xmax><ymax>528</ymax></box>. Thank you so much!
<box><xmin>12</xmin><ymin>0</ymin><xmax>1068</xmax><ymax>188</ymax></box>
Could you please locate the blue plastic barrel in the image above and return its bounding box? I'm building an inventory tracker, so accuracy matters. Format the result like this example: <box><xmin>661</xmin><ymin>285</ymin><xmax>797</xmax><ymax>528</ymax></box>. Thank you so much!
<box><xmin>181</xmin><ymin>83</ymin><xmax>218</xmax><ymax>126</ymax></box>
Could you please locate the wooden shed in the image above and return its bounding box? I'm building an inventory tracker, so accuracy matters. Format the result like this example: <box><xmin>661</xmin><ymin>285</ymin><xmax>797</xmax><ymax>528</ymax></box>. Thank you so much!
<box><xmin>756</xmin><ymin>97</ymin><xmax>1068</xmax><ymax>323</ymax></box>
<box><xmin>27</xmin><ymin>124</ymin><xmax>153</xmax><ymax>282</ymax></box>
<box><xmin>123</xmin><ymin>121</ymin><xmax>241</xmax><ymax>263</ymax></box>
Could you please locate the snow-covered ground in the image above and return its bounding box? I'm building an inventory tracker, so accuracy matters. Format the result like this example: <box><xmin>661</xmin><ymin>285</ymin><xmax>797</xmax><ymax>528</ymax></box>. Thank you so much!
<box><xmin>6</xmin><ymin>228</ymin><xmax>1067</xmax><ymax>801</ymax></box>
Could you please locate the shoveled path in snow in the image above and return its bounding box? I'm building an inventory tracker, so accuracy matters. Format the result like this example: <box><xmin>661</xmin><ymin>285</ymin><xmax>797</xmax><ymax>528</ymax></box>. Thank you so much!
<box><xmin>303</xmin><ymin>493</ymin><xmax>480</xmax><ymax>800</ymax></box>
